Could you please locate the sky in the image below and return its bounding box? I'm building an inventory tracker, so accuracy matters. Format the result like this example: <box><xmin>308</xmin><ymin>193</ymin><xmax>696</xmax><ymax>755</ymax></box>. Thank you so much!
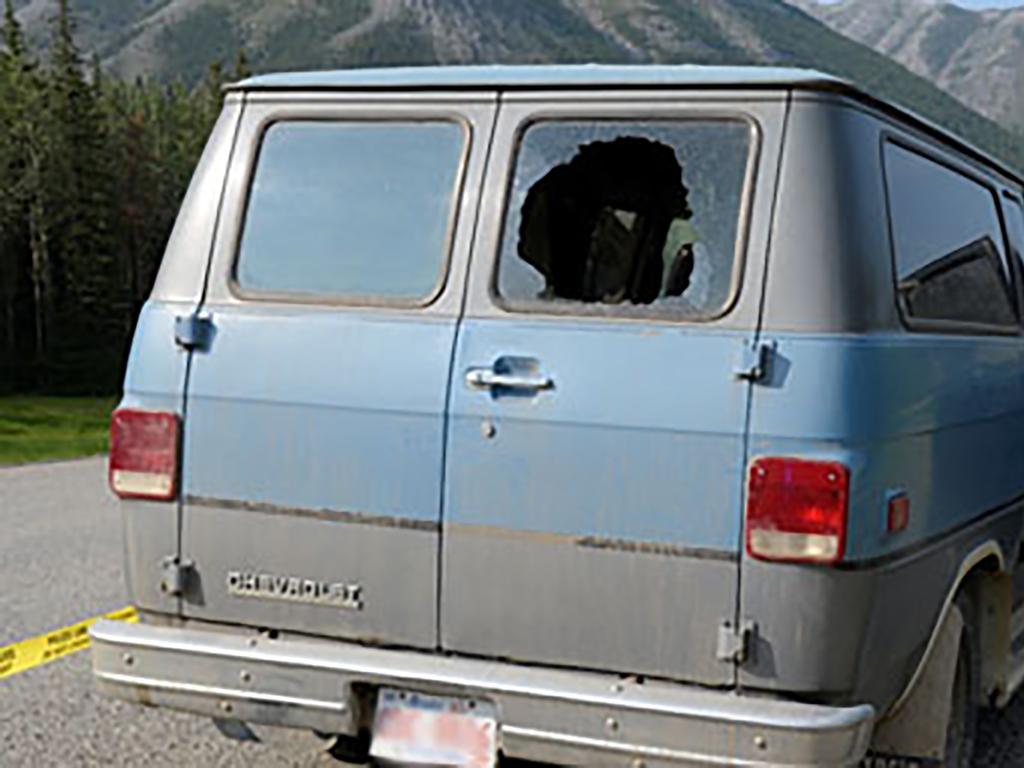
<box><xmin>821</xmin><ymin>0</ymin><xmax>1023</xmax><ymax>6</ymax></box>
<box><xmin>952</xmin><ymin>0</ymin><xmax>1022</xmax><ymax>7</ymax></box>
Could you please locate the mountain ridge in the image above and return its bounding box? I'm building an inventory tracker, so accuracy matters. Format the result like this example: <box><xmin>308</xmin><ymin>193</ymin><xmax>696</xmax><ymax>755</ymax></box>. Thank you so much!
<box><xmin>10</xmin><ymin>0</ymin><xmax>1024</xmax><ymax>173</ymax></box>
<box><xmin>791</xmin><ymin>0</ymin><xmax>1024</xmax><ymax>134</ymax></box>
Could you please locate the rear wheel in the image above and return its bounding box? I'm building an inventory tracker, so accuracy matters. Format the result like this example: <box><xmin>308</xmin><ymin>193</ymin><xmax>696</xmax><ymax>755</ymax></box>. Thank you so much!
<box><xmin>944</xmin><ymin>596</ymin><xmax>979</xmax><ymax>767</ymax></box>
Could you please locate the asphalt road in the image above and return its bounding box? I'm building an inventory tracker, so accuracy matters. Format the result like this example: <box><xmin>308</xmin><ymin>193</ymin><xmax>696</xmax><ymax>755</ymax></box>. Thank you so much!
<box><xmin>0</xmin><ymin>457</ymin><xmax>1022</xmax><ymax>767</ymax></box>
<box><xmin>0</xmin><ymin>458</ymin><xmax>333</xmax><ymax>768</ymax></box>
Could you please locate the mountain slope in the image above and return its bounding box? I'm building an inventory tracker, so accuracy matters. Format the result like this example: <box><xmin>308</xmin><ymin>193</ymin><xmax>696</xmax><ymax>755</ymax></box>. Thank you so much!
<box><xmin>793</xmin><ymin>0</ymin><xmax>1024</xmax><ymax>134</ymax></box>
<box><xmin>12</xmin><ymin>0</ymin><xmax>1024</xmax><ymax>173</ymax></box>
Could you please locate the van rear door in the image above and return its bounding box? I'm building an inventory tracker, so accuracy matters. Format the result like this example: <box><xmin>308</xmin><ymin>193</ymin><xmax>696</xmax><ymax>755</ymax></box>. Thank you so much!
<box><xmin>177</xmin><ymin>91</ymin><xmax>496</xmax><ymax>648</ymax></box>
<box><xmin>441</xmin><ymin>91</ymin><xmax>787</xmax><ymax>684</ymax></box>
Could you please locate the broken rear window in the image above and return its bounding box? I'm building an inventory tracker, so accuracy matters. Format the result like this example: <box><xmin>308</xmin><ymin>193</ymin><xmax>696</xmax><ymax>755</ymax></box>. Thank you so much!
<box><xmin>496</xmin><ymin>120</ymin><xmax>752</xmax><ymax>319</ymax></box>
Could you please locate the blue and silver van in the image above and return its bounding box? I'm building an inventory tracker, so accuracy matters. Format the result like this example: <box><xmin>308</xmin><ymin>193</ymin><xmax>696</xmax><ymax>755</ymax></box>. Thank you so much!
<box><xmin>91</xmin><ymin>65</ymin><xmax>1024</xmax><ymax>767</ymax></box>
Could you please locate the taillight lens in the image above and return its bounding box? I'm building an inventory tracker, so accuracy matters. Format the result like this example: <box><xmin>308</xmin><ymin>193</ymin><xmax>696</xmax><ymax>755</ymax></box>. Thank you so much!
<box><xmin>109</xmin><ymin>409</ymin><xmax>180</xmax><ymax>500</ymax></box>
<box><xmin>746</xmin><ymin>457</ymin><xmax>849</xmax><ymax>564</ymax></box>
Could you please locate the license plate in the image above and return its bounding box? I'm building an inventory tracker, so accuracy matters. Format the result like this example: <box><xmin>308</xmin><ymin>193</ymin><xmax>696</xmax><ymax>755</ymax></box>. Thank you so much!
<box><xmin>370</xmin><ymin>688</ymin><xmax>498</xmax><ymax>767</ymax></box>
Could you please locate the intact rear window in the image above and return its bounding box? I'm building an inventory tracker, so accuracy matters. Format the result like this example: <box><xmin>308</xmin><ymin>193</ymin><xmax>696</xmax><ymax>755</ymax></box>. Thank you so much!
<box><xmin>235</xmin><ymin>121</ymin><xmax>465</xmax><ymax>303</ymax></box>
<box><xmin>496</xmin><ymin>120</ymin><xmax>752</xmax><ymax>320</ymax></box>
<box><xmin>884</xmin><ymin>142</ymin><xmax>1018</xmax><ymax>330</ymax></box>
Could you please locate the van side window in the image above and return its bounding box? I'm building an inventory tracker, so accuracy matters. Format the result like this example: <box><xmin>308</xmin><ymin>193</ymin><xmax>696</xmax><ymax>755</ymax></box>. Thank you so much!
<box><xmin>235</xmin><ymin>121</ymin><xmax>465</xmax><ymax>302</ymax></box>
<box><xmin>1004</xmin><ymin>196</ymin><xmax>1024</xmax><ymax>272</ymax></box>
<box><xmin>884</xmin><ymin>142</ymin><xmax>1017</xmax><ymax>329</ymax></box>
<box><xmin>496</xmin><ymin>121</ymin><xmax>751</xmax><ymax>319</ymax></box>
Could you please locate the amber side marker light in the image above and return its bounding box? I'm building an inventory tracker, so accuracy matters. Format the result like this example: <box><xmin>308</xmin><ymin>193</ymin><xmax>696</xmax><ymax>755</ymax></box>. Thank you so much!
<box><xmin>109</xmin><ymin>409</ymin><xmax>180</xmax><ymax>501</ymax></box>
<box><xmin>887</xmin><ymin>492</ymin><xmax>910</xmax><ymax>533</ymax></box>
<box><xmin>746</xmin><ymin>457</ymin><xmax>850</xmax><ymax>565</ymax></box>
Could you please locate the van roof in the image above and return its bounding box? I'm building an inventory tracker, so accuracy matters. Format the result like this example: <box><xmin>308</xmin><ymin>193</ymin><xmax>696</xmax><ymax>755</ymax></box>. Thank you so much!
<box><xmin>234</xmin><ymin>64</ymin><xmax>842</xmax><ymax>91</ymax></box>
<box><xmin>231</xmin><ymin>64</ymin><xmax>1022</xmax><ymax>185</ymax></box>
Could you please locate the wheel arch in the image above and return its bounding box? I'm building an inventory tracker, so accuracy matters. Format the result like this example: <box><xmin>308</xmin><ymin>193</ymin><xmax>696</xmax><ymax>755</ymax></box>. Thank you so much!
<box><xmin>870</xmin><ymin>541</ymin><xmax>1004</xmax><ymax>762</ymax></box>
<box><xmin>889</xmin><ymin>540</ymin><xmax>1006</xmax><ymax>716</ymax></box>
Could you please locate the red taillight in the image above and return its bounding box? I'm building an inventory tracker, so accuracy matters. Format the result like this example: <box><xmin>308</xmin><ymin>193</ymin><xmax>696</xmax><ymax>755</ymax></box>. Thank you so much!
<box><xmin>109</xmin><ymin>409</ymin><xmax>180</xmax><ymax>500</ymax></box>
<box><xmin>746</xmin><ymin>457</ymin><xmax>849</xmax><ymax>564</ymax></box>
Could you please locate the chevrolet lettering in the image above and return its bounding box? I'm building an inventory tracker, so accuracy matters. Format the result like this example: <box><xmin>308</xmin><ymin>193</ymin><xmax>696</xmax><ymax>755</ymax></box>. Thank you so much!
<box><xmin>225</xmin><ymin>571</ymin><xmax>363</xmax><ymax>611</ymax></box>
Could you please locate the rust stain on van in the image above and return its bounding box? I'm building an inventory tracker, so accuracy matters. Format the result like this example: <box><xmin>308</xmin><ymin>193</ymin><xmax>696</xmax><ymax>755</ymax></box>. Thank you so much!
<box><xmin>184</xmin><ymin>496</ymin><xmax>439</xmax><ymax>533</ymax></box>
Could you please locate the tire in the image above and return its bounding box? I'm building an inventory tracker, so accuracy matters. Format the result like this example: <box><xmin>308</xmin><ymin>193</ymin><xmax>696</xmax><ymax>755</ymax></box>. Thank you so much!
<box><xmin>944</xmin><ymin>594</ymin><xmax>980</xmax><ymax>767</ymax></box>
<box><xmin>326</xmin><ymin>732</ymin><xmax>371</xmax><ymax>764</ymax></box>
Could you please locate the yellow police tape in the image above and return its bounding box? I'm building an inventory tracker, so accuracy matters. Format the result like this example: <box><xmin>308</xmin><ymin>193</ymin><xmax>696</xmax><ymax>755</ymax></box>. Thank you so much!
<box><xmin>0</xmin><ymin>606</ymin><xmax>138</xmax><ymax>681</ymax></box>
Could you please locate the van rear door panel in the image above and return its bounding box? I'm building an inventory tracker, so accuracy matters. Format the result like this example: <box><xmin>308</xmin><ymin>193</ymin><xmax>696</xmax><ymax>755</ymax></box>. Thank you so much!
<box><xmin>441</xmin><ymin>93</ymin><xmax>787</xmax><ymax>684</ymax></box>
<box><xmin>443</xmin><ymin>321</ymin><xmax>749</xmax><ymax>681</ymax></box>
<box><xmin>179</xmin><ymin>94</ymin><xmax>496</xmax><ymax>648</ymax></box>
<box><xmin>182</xmin><ymin>312</ymin><xmax>456</xmax><ymax>644</ymax></box>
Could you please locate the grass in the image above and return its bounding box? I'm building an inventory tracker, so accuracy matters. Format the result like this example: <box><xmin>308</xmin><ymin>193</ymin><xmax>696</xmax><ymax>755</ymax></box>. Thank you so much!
<box><xmin>0</xmin><ymin>397</ymin><xmax>115</xmax><ymax>466</ymax></box>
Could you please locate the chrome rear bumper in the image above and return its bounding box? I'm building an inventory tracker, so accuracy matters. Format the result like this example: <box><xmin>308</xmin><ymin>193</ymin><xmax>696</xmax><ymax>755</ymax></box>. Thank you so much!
<box><xmin>90</xmin><ymin>618</ymin><xmax>874</xmax><ymax>767</ymax></box>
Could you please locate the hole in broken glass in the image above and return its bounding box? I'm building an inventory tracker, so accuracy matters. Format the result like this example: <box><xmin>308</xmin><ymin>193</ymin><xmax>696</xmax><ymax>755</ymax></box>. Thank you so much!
<box><xmin>516</xmin><ymin>136</ymin><xmax>698</xmax><ymax>306</ymax></box>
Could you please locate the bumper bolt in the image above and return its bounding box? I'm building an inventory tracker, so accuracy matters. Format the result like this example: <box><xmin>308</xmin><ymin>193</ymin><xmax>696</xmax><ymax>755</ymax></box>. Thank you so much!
<box><xmin>220</xmin><ymin>700</ymin><xmax>233</xmax><ymax>714</ymax></box>
<box><xmin>122</xmin><ymin>653</ymin><xmax>134</xmax><ymax>668</ymax></box>
<box><xmin>239</xmin><ymin>670</ymin><xmax>252</xmax><ymax>684</ymax></box>
<box><xmin>754</xmin><ymin>735</ymin><xmax>767</xmax><ymax>750</ymax></box>
<box><xmin>604</xmin><ymin>716</ymin><xmax>619</xmax><ymax>735</ymax></box>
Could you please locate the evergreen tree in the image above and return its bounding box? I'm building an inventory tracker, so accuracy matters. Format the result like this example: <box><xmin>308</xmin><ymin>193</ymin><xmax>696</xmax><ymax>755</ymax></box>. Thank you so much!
<box><xmin>0</xmin><ymin>0</ymin><xmax>241</xmax><ymax>392</ymax></box>
<box><xmin>3</xmin><ymin>0</ymin><xmax>25</xmax><ymax>63</ymax></box>
<box><xmin>47</xmin><ymin>0</ymin><xmax>117</xmax><ymax>388</ymax></box>
<box><xmin>233</xmin><ymin>48</ymin><xmax>252</xmax><ymax>81</ymax></box>
<box><xmin>0</xmin><ymin>0</ymin><xmax>23</xmax><ymax>357</ymax></box>
<box><xmin>0</xmin><ymin>0</ymin><xmax>52</xmax><ymax>378</ymax></box>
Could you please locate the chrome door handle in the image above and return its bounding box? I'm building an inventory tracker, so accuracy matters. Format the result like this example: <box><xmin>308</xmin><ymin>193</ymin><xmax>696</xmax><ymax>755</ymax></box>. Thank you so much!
<box><xmin>465</xmin><ymin>368</ymin><xmax>554</xmax><ymax>392</ymax></box>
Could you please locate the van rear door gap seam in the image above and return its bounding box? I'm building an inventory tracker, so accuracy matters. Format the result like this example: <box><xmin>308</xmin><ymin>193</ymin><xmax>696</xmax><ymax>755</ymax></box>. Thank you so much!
<box><xmin>174</xmin><ymin>92</ymin><xmax>248</xmax><ymax>605</ymax></box>
<box><xmin>732</xmin><ymin>90</ymin><xmax>793</xmax><ymax>686</ymax></box>
<box><xmin>435</xmin><ymin>91</ymin><xmax>504</xmax><ymax>646</ymax></box>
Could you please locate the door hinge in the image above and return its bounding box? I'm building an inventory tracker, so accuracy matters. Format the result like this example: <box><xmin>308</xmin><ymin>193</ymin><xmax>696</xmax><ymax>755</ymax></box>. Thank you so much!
<box><xmin>174</xmin><ymin>313</ymin><xmax>214</xmax><ymax>351</ymax></box>
<box><xmin>159</xmin><ymin>555</ymin><xmax>195</xmax><ymax>597</ymax></box>
<box><xmin>717</xmin><ymin>619</ymin><xmax>757</xmax><ymax>664</ymax></box>
<box><xmin>734</xmin><ymin>340</ymin><xmax>776</xmax><ymax>384</ymax></box>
